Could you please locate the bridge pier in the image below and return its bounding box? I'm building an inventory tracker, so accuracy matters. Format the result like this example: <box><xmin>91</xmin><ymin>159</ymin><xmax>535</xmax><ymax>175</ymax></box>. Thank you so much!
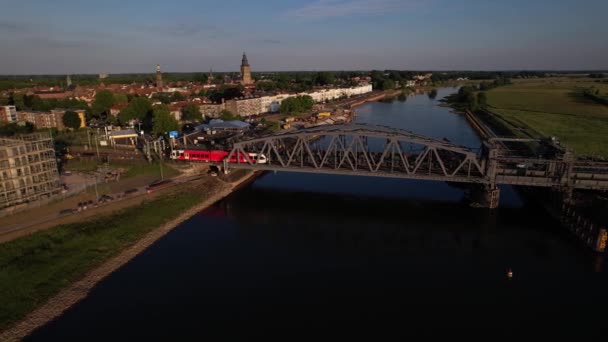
<box><xmin>469</xmin><ymin>185</ymin><xmax>500</xmax><ymax>209</ymax></box>
<box><xmin>483</xmin><ymin>186</ymin><xmax>501</xmax><ymax>209</ymax></box>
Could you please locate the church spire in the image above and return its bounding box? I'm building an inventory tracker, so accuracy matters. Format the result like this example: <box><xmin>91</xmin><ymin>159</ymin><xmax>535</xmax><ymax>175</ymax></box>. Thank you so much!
<box><xmin>156</xmin><ymin>64</ymin><xmax>163</xmax><ymax>88</ymax></box>
<box><xmin>241</xmin><ymin>52</ymin><xmax>249</xmax><ymax>67</ymax></box>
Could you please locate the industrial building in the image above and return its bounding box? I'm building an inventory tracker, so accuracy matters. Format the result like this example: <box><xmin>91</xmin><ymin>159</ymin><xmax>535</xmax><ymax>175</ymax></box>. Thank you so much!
<box><xmin>0</xmin><ymin>133</ymin><xmax>60</xmax><ymax>209</ymax></box>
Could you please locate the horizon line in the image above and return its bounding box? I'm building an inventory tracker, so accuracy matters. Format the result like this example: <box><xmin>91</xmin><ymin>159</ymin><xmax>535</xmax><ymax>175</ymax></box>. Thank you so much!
<box><xmin>1</xmin><ymin>69</ymin><xmax>607</xmax><ymax>77</ymax></box>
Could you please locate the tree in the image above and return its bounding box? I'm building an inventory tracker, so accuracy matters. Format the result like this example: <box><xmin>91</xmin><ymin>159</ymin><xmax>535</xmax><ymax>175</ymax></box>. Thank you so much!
<box><xmin>315</xmin><ymin>72</ymin><xmax>335</xmax><ymax>86</ymax></box>
<box><xmin>193</xmin><ymin>73</ymin><xmax>209</xmax><ymax>83</ymax></box>
<box><xmin>10</xmin><ymin>92</ymin><xmax>25</xmax><ymax>110</ymax></box>
<box><xmin>92</xmin><ymin>90</ymin><xmax>115</xmax><ymax>117</ymax></box>
<box><xmin>220</xmin><ymin>109</ymin><xmax>238</xmax><ymax>121</ymax></box>
<box><xmin>0</xmin><ymin>122</ymin><xmax>35</xmax><ymax>136</ymax></box>
<box><xmin>170</xmin><ymin>91</ymin><xmax>185</xmax><ymax>102</ymax></box>
<box><xmin>182</xmin><ymin>104</ymin><xmax>201</xmax><ymax>121</ymax></box>
<box><xmin>62</xmin><ymin>111</ymin><xmax>82</xmax><ymax>129</ymax></box>
<box><xmin>477</xmin><ymin>92</ymin><xmax>488</xmax><ymax>109</ymax></box>
<box><xmin>30</xmin><ymin>96</ymin><xmax>51</xmax><ymax>111</ymax></box>
<box><xmin>152</xmin><ymin>104</ymin><xmax>179</xmax><ymax>136</ymax></box>
<box><xmin>256</xmin><ymin>80</ymin><xmax>277</xmax><ymax>92</ymax></box>
<box><xmin>114</xmin><ymin>93</ymin><xmax>128</xmax><ymax>104</ymax></box>
<box><xmin>119</xmin><ymin>97</ymin><xmax>152</xmax><ymax>122</ymax></box>
<box><xmin>280</xmin><ymin>95</ymin><xmax>314</xmax><ymax>114</ymax></box>
<box><xmin>382</xmin><ymin>79</ymin><xmax>396</xmax><ymax>90</ymax></box>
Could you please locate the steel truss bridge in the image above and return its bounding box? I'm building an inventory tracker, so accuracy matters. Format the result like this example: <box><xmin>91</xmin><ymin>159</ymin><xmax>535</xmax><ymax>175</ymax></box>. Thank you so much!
<box><xmin>224</xmin><ymin>124</ymin><xmax>608</xmax><ymax>206</ymax></box>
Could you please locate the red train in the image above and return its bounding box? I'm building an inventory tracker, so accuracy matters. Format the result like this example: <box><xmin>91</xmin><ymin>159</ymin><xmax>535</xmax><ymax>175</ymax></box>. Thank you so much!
<box><xmin>170</xmin><ymin>149</ymin><xmax>268</xmax><ymax>164</ymax></box>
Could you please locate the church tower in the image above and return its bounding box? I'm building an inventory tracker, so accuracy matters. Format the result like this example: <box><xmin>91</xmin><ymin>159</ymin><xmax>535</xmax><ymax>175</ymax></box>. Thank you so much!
<box><xmin>156</xmin><ymin>64</ymin><xmax>163</xmax><ymax>88</ymax></box>
<box><xmin>240</xmin><ymin>52</ymin><xmax>252</xmax><ymax>85</ymax></box>
<box><xmin>66</xmin><ymin>75</ymin><xmax>72</xmax><ymax>88</ymax></box>
<box><xmin>208</xmin><ymin>68</ymin><xmax>213</xmax><ymax>84</ymax></box>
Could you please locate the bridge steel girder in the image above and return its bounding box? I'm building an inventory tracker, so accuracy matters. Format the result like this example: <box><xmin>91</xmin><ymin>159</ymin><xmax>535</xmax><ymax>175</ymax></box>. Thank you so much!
<box><xmin>224</xmin><ymin>123</ymin><xmax>608</xmax><ymax>191</ymax></box>
<box><xmin>226</xmin><ymin>123</ymin><xmax>487</xmax><ymax>184</ymax></box>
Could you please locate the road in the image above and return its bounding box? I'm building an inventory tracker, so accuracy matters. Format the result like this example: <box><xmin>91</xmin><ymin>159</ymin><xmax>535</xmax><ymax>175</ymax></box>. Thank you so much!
<box><xmin>0</xmin><ymin>173</ymin><xmax>207</xmax><ymax>242</ymax></box>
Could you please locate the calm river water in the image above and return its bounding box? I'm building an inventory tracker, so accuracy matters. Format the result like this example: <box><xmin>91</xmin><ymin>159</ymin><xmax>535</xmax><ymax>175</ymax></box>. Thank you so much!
<box><xmin>28</xmin><ymin>88</ymin><xmax>608</xmax><ymax>339</ymax></box>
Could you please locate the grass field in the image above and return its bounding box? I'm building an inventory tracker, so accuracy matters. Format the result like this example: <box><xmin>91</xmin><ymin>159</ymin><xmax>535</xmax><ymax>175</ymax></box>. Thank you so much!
<box><xmin>485</xmin><ymin>77</ymin><xmax>608</xmax><ymax>158</ymax></box>
<box><xmin>0</xmin><ymin>179</ymin><xmax>224</xmax><ymax>331</ymax></box>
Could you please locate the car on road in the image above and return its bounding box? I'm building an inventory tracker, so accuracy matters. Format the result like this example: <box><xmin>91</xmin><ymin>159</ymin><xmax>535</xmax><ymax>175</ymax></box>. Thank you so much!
<box><xmin>99</xmin><ymin>194</ymin><xmax>114</xmax><ymax>203</ymax></box>
<box><xmin>146</xmin><ymin>179</ymin><xmax>173</xmax><ymax>193</ymax></box>
<box><xmin>124</xmin><ymin>188</ymin><xmax>139</xmax><ymax>195</ymax></box>
<box><xmin>59</xmin><ymin>208</ymin><xmax>75</xmax><ymax>215</ymax></box>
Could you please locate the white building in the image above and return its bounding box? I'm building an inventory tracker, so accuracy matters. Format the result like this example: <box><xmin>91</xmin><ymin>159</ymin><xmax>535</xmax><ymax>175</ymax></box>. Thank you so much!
<box><xmin>1</xmin><ymin>106</ymin><xmax>18</xmax><ymax>122</ymax></box>
<box><xmin>256</xmin><ymin>84</ymin><xmax>373</xmax><ymax>114</ymax></box>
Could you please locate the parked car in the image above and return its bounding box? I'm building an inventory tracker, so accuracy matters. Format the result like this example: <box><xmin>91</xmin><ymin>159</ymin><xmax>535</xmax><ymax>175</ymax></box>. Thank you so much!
<box><xmin>146</xmin><ymin>180</ymin><xmax>173</xmax><ymax>193</ymax></box>
<box><xmin>59</xmin><ymin>208</ymin><xmax>75</xmax><ymax>215</ymax></box>
<box><xmin>99</xmin><ymin>194</ymin><xmax>114</xmax><ymax>203</ymax></box>
<box><xmin>124</xmin><ymin>188</ymin><xmax>139</xmax><ymax>195</ymax></box>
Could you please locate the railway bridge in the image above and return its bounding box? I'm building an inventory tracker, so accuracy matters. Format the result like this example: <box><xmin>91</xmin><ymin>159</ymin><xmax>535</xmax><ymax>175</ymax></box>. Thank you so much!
<box><xmin>224</xmin><ymin>124</ymin><xmax>608</xmax><ymax>208</ymax></box>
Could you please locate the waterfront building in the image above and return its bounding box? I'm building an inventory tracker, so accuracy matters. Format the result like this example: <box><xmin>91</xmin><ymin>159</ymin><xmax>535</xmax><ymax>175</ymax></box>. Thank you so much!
<box><xmin>0</xmin><ymin>133</ymin><xmax>60</xmax><ymax>210</ymax></box>
<box><xmin>226</xmin><ymin>97</ymin><xmax>264</xmax><ymax>117</ymax></box>
<box><xmin>199</xmin><ymin>103</ymin><xmax>224</xmax><ymax>118</ymax></box>
<box><xmin>15</xmin><ymin>110</ymin><xmax>66</xmax><ymax>129</ymax></box>
<box><xmin>0</xmin><ymin>105</ymin><xmax>18</xmax><ymax>123</ymax></box>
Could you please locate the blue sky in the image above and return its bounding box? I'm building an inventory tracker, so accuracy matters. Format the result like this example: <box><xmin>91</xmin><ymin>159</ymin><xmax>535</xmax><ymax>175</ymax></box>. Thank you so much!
<box><xmin>0</xmin><ymin>0</ymin><xmax>606</xmax><ymax>74</ymax></box>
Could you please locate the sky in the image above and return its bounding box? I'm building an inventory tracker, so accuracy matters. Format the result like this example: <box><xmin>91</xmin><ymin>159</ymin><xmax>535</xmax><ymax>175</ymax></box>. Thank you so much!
<box><xmin>0</xmin><ymin>0</ymin><xmax>607</xmax><ymax>74</ymax></box>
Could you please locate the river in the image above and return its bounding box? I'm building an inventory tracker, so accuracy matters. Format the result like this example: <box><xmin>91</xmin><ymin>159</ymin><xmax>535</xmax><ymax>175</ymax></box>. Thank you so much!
<box><xmin>27</xmin><ymin>88</ymin><xmax>608</xmax><ymax>339</ymax></box>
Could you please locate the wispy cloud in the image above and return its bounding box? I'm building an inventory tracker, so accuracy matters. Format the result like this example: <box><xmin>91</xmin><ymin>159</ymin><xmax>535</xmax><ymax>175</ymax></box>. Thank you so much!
<box><xmin>284</xmin><ymin>0</ymin><xmax>421</xmax><ymax>20</ymax></box>
<box><xmin>0</xmin><ymin>21</ymin><xmax>31</xmax><ymax>33</ymax></box>
<box><xmin>139</xmin><ymin>21</ymin><xmax>229</xmax><ymax>40</ymax></box>
<box><xmin>0</xmin><ymin>21</ymin><xmax>97</xmax><ymax>49</ymax></box>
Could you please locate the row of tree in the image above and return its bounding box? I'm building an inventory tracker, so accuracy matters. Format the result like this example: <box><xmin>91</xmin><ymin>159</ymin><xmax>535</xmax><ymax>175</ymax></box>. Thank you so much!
<box><xmin>582</xmin><ymin>87</ymin><xmax>608</xmax><ymax>105</ymax></box>
<box><xmin>2</xmin><ymin>93</ymin><xmax>89</xmax><ymax>112</ymax></box>
<box><xmin>444</xmin><ymin>78</ymin><xmax>513</xmax><ymax>111</ymax></box>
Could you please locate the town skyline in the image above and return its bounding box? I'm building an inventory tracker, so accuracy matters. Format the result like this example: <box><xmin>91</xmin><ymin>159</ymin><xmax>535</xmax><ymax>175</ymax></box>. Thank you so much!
<box><xmin>1</xmin><ymin>0</ymin><xmax>607</xmax><ymax>74</ymax></box>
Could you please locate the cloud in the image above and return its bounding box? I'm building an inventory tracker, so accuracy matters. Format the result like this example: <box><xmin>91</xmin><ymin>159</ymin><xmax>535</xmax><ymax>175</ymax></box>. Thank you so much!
<box><xmin>284</xmin><ymin>0</ymin><xmax>421</xmax><ymax>20</ymax></box>
<box><xmin>27</xmin><ymin>37</ymin><xmax>92</xmax><ymax>49</ymax></box>
<box><xmin>0</xmin><ymin>21</ymin><xmax>31</xmax><ymax>33</ymax></box>
<box><xmin>0</xmin><ymin>21</ymin><xmax>96</xmax><ymax>49</ymax></box>
<box><xmin>261</xmin><ymin>39</ymin><xmax>282</xmax><ymax>45</ymax></box>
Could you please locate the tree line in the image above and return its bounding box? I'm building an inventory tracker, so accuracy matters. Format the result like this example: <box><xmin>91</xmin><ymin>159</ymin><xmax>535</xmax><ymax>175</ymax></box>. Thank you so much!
<box><xmin>280</xmin><ymin>95</ymin><xmax>314</xmax><ymax>114</ymax></box>
<box><xmin>445</xmin><ymin>78</ymin><xmax>512</xmax><ymax>111</ymax></box>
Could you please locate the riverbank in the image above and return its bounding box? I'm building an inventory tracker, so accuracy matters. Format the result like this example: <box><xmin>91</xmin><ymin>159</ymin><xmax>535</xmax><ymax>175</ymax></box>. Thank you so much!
<box><xmin>345</xmin><ymin>89</ymin><xmax>403</xmax><ymax>109</ymax></box>
<box><xmin>0</xmin><ymin>171</ymin><xmax>258</xmax><ymax>341</ymax></box>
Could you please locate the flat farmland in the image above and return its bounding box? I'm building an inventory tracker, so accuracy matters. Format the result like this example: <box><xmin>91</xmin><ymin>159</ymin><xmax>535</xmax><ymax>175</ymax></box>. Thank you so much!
<box><xmin>486</xmin><ymin>78</ymin><xmax>608</xmax><ymax>158</ymax></box>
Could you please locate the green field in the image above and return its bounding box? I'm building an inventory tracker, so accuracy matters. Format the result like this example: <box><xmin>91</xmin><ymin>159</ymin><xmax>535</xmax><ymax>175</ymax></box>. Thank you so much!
<box><xmin>0</xmin><ymin>180</ymin><xmax>223</xmax><ymax>331</ymax></box>
<box><xmin>485</xmin><ymin>78</ymin><xmax>608</xmax><ymax>158</ymax></box>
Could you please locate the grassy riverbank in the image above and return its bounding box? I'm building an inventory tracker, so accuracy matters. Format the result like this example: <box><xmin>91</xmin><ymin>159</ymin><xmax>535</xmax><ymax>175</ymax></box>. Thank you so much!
<box><xmin>485</xmin><ymin>78</ymin><xmax>608</xmax><ymax>158</ymax></box>
<box><xmin>0</xmin><ymin>179</ymin><xmax>224</xmax><ymax>331</ymax></box>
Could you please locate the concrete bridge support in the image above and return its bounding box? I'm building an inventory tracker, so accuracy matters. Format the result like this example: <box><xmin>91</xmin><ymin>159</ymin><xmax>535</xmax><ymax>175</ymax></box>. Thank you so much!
<box><xmin>484</xmin><ymin>186</ymin><xmax>501</xmax><ymax>209</ymax></box>
<box><xmin>469</xmin><ymin>185</ymin><xmax>501</xmax><ymax>209</ymax></box>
